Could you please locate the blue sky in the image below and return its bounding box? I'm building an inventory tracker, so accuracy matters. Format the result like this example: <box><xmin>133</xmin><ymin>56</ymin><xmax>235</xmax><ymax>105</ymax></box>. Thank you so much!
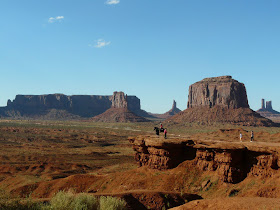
<box><xmin>0</xmin><ymin>0</ymin><xmax>280</xmax><ymax>113</ymax></box>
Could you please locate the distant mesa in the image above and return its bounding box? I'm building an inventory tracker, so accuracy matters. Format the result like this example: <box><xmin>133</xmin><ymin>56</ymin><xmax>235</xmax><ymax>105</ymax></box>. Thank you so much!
<box><xmin>92</xmin><ymin>91</ymin><xmax>150</xmax><ymax>122</ymax></box>
<box><xmin>152</xmin><ymin>100</ymin><xmax>181</xmax><ymax>119</ymax></box>
<box><xmin>257</xmin><ymin>99</ymin><xmax>280</xmax><ymax>123</ymax></box>
<box><xmin>167</xmin><ymin>76</ymin><xmax>277</xmax><ymax>127</ymax></box>
<box><xmin>0</xmin><ymin>92</ymin><xmax>153</xmax><ymax>121</ymax></box>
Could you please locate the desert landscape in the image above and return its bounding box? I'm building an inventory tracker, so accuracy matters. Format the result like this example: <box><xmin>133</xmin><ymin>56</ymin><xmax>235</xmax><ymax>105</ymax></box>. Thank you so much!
<box><xmin>0</xmin><ymin>76</ymin><xmax>279</xmax><ymax>209</ymax></box>
<box><xmin>2</xmin><ymin>1</ymin><xmax>280</xmax><ymax>209</ymax></box>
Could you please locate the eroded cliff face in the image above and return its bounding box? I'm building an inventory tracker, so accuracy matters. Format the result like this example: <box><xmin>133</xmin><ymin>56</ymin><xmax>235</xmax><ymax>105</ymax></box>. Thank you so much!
<box><xmin>187</xmin><ymin>76</ymin><xmax>249</xmax><ymax>109</ymax></box>
<box><xmin>1</xmin><ymin>92</ymin><xmax>144</xmax><ymax>119</ymax></box>
<box><xmin>111</xmin><ymin>92</ymin><xmax>128</xmax><ymax>108</ymax></box>
<box><xmin>129</xmin><ymin>136</ymin><xmax>280</xmax><ymax>183</ymax></box>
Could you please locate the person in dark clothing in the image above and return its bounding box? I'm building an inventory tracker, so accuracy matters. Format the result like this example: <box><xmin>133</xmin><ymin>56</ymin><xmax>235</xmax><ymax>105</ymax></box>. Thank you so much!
<box><xmin>250</xmin><ymin>131</ymin><xmax>254</xmax><ymax>142</ymax></box>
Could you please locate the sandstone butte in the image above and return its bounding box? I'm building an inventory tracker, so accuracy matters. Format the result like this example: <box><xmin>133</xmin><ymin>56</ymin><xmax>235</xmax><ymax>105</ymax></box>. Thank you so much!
<box><xmin>92</xmin><ymin>91</ymin><xmax>150</xmax><ymax>122</ymax></box>
<box><xmin>166</xmin><ymin>76</ymin><xmax>277</xmax><ymax>127</ymax></box>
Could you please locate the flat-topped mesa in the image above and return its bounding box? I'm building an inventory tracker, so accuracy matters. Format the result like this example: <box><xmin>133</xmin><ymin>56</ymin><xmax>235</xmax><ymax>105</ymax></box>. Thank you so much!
<box><xmin>111</xmin><ymin>91</ymin><xmax>128</xmax><ymax>108</ymax></box>
<box><xmin>187</xmin><ymin>76</ymin><xmax>249</xmax><ymax>109</ymax></box>
<box><xmin>2</xmin><ymin>92</ymin><xmax>148</xmax><ymax>119</ymax></box>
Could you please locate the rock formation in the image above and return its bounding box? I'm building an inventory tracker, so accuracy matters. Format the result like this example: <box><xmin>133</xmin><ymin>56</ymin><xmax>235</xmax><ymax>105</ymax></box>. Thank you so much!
<box><xmin>92</xmin><ymin>92</ymin><xmax>150</xmax><ymax>122</ymax></box>
<box><xmin>130</xmin><ymin>135</ymin><xmax>280</xmax><ymax>183</ymax></box>
<box><xmin>166</xmin><ymin>76</ymin><xmax>277</xmax><ymax>127</ymax></box>
<box><xmin>257</xmin><ymin>99</ymin><xmax>280</xmax><ymax>123</ymax></box>
<box><xmin>187</xmin><ymin>76</ymin><xmax>249</xmax><ymax>109</ymax></box>
<box><xmin>0</xmin><ymin>92</ymin><xmax>153</xmax><ymax>120</ymax></box>
<box><xmin>152</xmin><ymin>100</ymin><xmax>182</xmax><ymax>119</ymax></box>
<box><xmin>111</xmin><ymin>91</ymin><xmax>128</xmax><ymax>108</ymax></box>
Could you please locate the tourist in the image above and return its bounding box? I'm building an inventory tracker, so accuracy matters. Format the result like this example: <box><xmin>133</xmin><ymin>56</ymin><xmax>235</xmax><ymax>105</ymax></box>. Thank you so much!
<box><xmin>164</xmin><ymin>128</ymin><xmax>167</xmax><ymax>139</ymax></box>
<box><xmin>250</xmin><ymin>131</ymin><xmax>254</xmax><ymax>142</ymax></box>
<box><xmin>240</xmin><ymin>132</ymin><xmax>242</xmax><ymax>142</ymax></box>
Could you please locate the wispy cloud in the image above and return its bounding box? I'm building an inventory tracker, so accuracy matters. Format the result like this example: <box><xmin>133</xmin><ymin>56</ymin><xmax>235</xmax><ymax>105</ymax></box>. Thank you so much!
<box><xmin>48</xmin><ymin>16</ymin><xmax>64</xmax><ymax>23</ymax></box>
<box><xmin>106</xmin><ymin>0</ymin><xmax>120</xmax><ymax>5</ymax></box>
<box><xmin>89</xmin><ymin>39</ymin><xmax>111</xmax><ymax>48</ymax></box>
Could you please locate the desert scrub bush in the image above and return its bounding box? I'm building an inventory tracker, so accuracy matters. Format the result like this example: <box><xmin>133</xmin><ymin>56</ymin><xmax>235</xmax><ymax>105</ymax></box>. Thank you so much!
<box><xmin>42</xmin><ymin>191</ymin><xmax>99</xmax><ymax>210</ymax></box>
<box><xmin>43</xmin><ymin>191</ymin><xmax>126</xmax><ymax>210</ymax></box>
<box><xmin>72</xmin><ymin>193</ymin><xmax>99</xmax><ymax>210</ymax></box>
<box><xmin>0</xmin><ymin>190</ymin><xmax>126</xmax><ymax>210</ymax></box>
<box><xmin>0</xmin><ymin>190</ymin><xmax>42</xmax><ymax>210</ymax></box>
<box><xmin>99</xmin><ymin>196</ymin><xmax>126</xmax><ymax>210</ymax></box>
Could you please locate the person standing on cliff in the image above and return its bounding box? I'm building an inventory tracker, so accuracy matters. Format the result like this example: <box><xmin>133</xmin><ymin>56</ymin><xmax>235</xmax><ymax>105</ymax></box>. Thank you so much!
<box><xmin>250</xmin><ymin>131</ymin><xmax>254</xmax><ymax>142</ymax></box>
<box><xmin>164</xmin><ymin>128</ymin><xmax>167</xmax><ymax>139</ymax></box>
<box><xmin>240</xmin><ymin>132</ymin><xmax>242</xmax><ymax>142</ymax></box>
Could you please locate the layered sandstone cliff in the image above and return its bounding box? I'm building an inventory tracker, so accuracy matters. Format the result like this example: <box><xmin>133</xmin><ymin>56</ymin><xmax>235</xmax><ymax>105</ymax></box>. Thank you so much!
<box><xmin>130</xmin><ymin>135</ymin><xmax>280</xmax><ymax>183</ymax></box>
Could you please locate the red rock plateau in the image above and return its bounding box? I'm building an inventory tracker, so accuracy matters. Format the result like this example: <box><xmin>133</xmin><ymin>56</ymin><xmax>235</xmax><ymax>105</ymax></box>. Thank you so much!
<box><xmin>92</xmin><ymin>91</ymin><xmax>149</xmax><ymax>122</ymax></box>
<box><xmin>166</xmin><ymin>76</ymin><xmax>277</xmax><ymax>127</ymax></box>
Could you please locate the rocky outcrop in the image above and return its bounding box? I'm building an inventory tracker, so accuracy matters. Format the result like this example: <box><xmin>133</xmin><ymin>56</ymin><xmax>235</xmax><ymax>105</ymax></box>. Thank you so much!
<box><xmin>129</xmin><ymin>136</ymin><xmax>195</xmax><ymax>170</ymax></box>
<box><xmin>129</xmin><ymin>136</ymin><xmax>280</xmax><ymax>183</ymax></box>
<box><xmin>111</xmin><ymin>91</ymin><xmax>128</xmax><ymax>108</ymax></box>
<box><xmin>92</xmin><ymin>92</ymin><xmax>150</xmax><ymax>122</ymax></box>
<box><xmin>166</xmin><ymin>76</ymin><xmax>277</xmax><ymax>127</ymax></box>
<box><xmin>187</xmin><ymin>76</ymin><xmax>249</xmax><ymax>109</ymax></box>
<box><xmin>152</xmin><ymin>100</ymin><xmax>182</xmax><ymax>119</ymax></box>
<box><xmin>0</xmin><ymin>92</ymin><xmax>152</xmax><ymax>120</ymax></box>
<box><xmin>257</xmin><ymin>99</ymin><xmax>280</xmax><ymax>123</ymax></box>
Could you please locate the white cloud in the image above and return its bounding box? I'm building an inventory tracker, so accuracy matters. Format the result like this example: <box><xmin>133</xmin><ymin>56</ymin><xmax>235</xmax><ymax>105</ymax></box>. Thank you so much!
<box><xmin>89</xmin><ymin>39</ymin><xmax>111</xmax><ymax>48</ymax></box>
<box><xmin>48</xmin><ymin>16</ymin><xmax>64</xmax><ymax>23</ymax></box>
<box><xmin>106</xmin><ymin>0</ymin><xmax>120</xmax><ymax>5</ymax></box>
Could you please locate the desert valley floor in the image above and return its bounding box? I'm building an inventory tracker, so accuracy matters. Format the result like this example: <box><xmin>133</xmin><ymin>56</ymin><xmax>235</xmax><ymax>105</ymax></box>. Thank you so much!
<box><xmin>0</xmin><ymin>120</ymin><xmax>279</xmax><ymax>209</ymax></box>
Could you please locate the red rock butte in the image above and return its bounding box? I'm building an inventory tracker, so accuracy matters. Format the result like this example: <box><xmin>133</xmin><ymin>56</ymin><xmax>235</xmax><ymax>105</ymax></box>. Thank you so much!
<box><xmin>92</xmin><ymin>91</ymin><xmax>149</xmax><ymax>122</ymax></box>
<box><xmin>166</xmin><ymin>76</ymin><xmax>277</xmax><ymax>127</ymax></box>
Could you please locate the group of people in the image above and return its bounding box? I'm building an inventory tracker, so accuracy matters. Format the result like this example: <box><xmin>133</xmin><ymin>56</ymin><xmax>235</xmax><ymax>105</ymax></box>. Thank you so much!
<box><xmin>154</xmin><ymin>123</ymin><xmax>167</xmax><ymax>138</ymax></box>
<box><xmin>154</xmin><ymin>124</ymin><xmax>255</xmax><ymax>142</ymax></box>
<box><xmin>239</xmin><ymin>131</ymin><xmax>254</xmax><ymax>142</ymax></box>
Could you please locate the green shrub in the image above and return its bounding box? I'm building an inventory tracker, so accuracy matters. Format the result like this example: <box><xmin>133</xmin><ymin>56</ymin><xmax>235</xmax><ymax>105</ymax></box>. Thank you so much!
<box><xmin>72</xmin><ymin>193</ymin><xmax>99</xmax><ymax>210</ymax></box>
<box><xmin>0</xmin><ymin>190</ymin><xmax>126</xmax><ymax>210</ymax></box>
<box><xmin>42</xmin><ymin>191</ymin><xmax>99</xmax><ymax>210</ymax></box>
<box><xmin>99</xmin><ymin>196</ymin><xmax>126</xmax><ymax>210</ymax></box>
<box><xmin>46</xmin><ymin>191</ymin><xmax>75</xmax><ymax>210</ymax></box>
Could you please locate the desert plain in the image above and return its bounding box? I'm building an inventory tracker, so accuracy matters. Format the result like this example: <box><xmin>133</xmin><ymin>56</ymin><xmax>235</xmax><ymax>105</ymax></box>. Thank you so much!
<box><xmin>0</xmin><ymin>119</ymin><xmax>280</xmax><ymax>209</ymax></box>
